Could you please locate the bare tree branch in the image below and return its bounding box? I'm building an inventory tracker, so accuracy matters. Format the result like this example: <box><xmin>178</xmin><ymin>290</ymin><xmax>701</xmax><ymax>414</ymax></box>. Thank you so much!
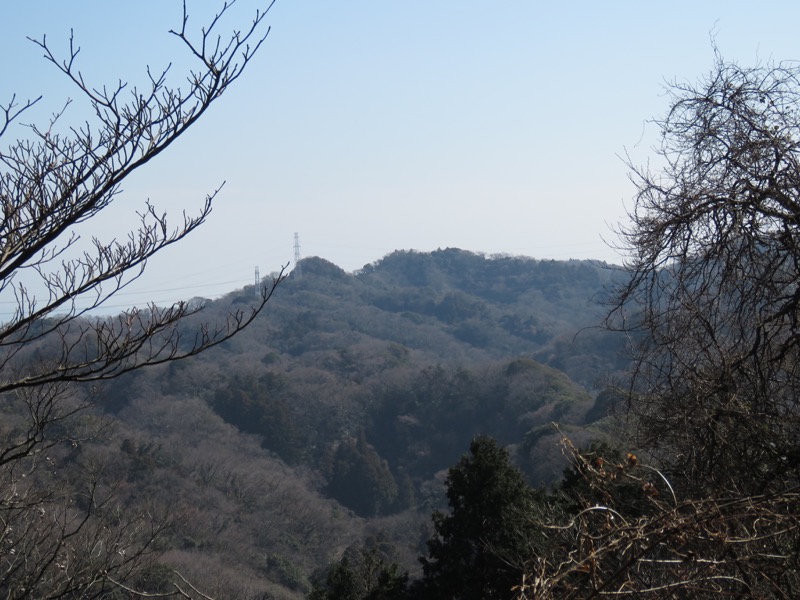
<box><xmin>0</xmin><ymin>2</ymin><xmax>281</xmax><ymax>597</ymax></box>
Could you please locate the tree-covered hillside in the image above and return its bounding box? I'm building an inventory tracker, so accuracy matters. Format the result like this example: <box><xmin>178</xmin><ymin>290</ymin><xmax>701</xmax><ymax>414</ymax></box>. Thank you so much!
<box><xmin>222</xmin><ymin>248</ymin><xmax>627</xmax><ymax>383</ymax></box>
<box><xmin>78</xmin><ymin>248</ymin><xmax>627</xmax><ymax>597</ymax></box>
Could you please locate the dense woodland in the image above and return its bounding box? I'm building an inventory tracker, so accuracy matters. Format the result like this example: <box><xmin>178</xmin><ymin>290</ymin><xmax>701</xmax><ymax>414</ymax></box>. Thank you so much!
<box><xmin>5</xmin><ymin>2</ymin><xmax>800</xmax><ymax>596</ymax></box>
<box><xmin>65</xmin><ymin>249</ymin><xmax>626</xmax><ymax>598</ymax></box>
<box><xmin>1</xmin><ymin>3</ymin><xmax>640</xmax><ymax>595</ymax></box>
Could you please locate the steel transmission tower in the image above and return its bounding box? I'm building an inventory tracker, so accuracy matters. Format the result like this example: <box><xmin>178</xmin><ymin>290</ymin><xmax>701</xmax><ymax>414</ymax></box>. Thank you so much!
<box><xmin>254</xmin><ymin>266</ymin><xmax>260</xmax><ymax>297</ymax></box>
<box><xmin>293</xmin><ymin>232</ymin><xmax>302</xmax><ymax>278</ymax></box>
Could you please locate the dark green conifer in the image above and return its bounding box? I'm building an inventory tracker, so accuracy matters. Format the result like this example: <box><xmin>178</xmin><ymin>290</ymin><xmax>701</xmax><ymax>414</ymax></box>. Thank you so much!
<box><xmin>418</xmin><ymin>435</ymin><xmax>546</xmax><ymax>600</ymax></box>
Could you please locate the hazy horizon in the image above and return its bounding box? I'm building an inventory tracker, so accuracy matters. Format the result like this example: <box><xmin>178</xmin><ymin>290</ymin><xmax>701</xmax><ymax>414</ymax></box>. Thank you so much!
<box><xmin>3</xmin><ymin>1</ymin><xmax>800</xmax><ymax>312</ymax></box>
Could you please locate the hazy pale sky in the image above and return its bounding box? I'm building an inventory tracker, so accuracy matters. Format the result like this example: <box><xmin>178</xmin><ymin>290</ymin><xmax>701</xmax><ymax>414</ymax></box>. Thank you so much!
<box><xmin>3</xmin><ymin>1</ymin><xmax>800</xmax><ymax>310</ymax></box>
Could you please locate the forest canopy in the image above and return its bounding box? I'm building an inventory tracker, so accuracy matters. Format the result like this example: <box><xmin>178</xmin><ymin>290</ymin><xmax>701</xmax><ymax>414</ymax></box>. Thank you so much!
<box><xmin>5</xmin><ymin>2</ymin><xmax>798</xmax><ymax>597</ymax></box>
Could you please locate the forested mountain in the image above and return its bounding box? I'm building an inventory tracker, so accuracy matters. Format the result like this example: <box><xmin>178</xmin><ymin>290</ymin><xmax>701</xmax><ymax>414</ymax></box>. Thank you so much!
<box><xmin>224</xmin><ymin>248</ymin><xmax>625</xmax><ymax>383</ymax></box>
<box><xmin>7</xmin><ymin>17</ymin><xmax>797</xmax><ymax>593</ymax></box>
<box><xmin>73</xmin><ymin>248</ymin><xmax>628</xmax><ymax>598</ymax></box>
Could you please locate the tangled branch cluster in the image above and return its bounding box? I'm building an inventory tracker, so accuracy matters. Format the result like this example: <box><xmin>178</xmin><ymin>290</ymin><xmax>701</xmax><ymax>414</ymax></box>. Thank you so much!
<box><xmin>520</xmin><ymin>53</ymin><xmax>800</xmax><ymax>599</ymax></box>
<box><xmin>0</xmin><ymin>2</ymin><xmax>282</xmax><ymax>598</ymax></box>
<box><xmin>518</xmin><ymin>440</ymin><xmax>800</xmax><ymax>598</ymax></box>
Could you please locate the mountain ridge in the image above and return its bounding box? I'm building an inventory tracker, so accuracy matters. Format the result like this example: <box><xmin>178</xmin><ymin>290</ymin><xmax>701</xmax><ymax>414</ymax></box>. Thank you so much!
<box><xmin>83</xmin><ymin>247</ymin><xmax>629</xmax><ymax>598</ymax></box>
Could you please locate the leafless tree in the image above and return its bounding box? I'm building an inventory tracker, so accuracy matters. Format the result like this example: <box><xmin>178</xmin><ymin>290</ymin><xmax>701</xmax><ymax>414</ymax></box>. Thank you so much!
<box><xmin>0</xmin><ymin>1</ymin><xmax>281</xmax><ymax>597</ymax></box>
<box><xmin>609</xmin><ymin>50</ymin><xmax>800</xmax><ymax>497</ymax></box>
<box><xmin>518</xmin><ymin>52</ymin><xmax>800</xmax><ymax>598</ymax></box>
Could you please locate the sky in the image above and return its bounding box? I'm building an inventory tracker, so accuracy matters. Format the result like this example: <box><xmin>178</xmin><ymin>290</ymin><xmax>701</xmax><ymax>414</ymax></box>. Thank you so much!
<box><xmin>3</xmin><ymin>1</ymin><xmax>800</xmax><ymax>311</ymax></box>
